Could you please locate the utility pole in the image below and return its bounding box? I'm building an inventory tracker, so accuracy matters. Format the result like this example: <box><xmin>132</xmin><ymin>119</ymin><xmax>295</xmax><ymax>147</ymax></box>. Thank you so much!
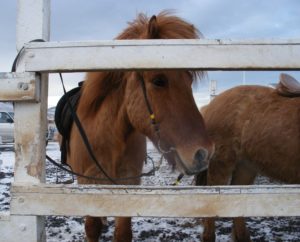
<box><xmin>242</xmin><ymin>71</ymin><xmax>246</xmax><ymax>85</ymax></box>
<box><xmin>210</xmin><ymin>79</ymin><xmax>217</xmax><ymax>100</ymax></box>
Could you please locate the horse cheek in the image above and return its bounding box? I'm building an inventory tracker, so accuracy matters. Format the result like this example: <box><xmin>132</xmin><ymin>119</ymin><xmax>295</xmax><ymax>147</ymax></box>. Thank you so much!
<box><xmin>126</xmin><ymin>94</ymin><xmax>152</xmax><ymax>137</ymax></box>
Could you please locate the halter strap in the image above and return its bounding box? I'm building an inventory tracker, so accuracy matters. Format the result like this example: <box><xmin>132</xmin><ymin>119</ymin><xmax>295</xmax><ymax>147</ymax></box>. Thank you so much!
<box><xmin>137</xmin><ymin>72</ymin><xmax>159</xmax><ymax>129</ymax></box>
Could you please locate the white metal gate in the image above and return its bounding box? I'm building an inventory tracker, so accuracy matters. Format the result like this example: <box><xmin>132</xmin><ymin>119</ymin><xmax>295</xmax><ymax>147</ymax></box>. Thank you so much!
<box><xmin>0</xmin><ymin>1</ymin><xmax>300</xmax><ymax>241</ymax></box>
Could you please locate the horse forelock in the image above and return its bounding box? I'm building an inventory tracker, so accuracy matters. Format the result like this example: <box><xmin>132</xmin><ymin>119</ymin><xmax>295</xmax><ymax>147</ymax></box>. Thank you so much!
<box><xmin>79</xmin><ymin>11</ymin><xmax>204</xmax><ymax>117</ymax></box>
<box><xmin>116</xmin><ymin>10</ymin><xmax>203</xmax><ymax>39</ymax></box>
<box><xmin>117</xmin><ymin>10</ymin><xmax>205</xmax><ymax>81</ymax></box>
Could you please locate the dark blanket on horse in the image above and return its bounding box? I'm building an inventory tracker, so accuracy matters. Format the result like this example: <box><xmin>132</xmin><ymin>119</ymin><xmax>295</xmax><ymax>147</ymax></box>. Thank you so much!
<box><xmin>54</xmin><ymin>82</ymin><xmax>83</xmax><ymax>164</ymax></box>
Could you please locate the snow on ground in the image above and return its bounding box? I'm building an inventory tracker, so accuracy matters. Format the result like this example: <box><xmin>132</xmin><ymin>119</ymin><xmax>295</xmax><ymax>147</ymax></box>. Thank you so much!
<box><xmin>1</xmin><ymin>142</ymin><xmax>300</xmax><ymax>241</ymax></box>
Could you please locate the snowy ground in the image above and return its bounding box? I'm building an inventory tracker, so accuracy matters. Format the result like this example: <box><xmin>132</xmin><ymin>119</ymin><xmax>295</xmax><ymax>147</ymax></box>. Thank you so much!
<box><xmin>1</xmin><ymin>142</ymin><xmax>300</xmax><ymax>241</ymax></box>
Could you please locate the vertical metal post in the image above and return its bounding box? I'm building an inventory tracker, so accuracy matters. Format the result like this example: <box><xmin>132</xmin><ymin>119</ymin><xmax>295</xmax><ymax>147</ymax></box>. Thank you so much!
<box><xmin>9</xmin><ymin>0</ymin><xmax>51</xmax><ymax>241</ymax></box>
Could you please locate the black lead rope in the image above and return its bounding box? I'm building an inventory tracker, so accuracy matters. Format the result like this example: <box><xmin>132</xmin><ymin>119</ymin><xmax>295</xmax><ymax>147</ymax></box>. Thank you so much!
<box><xmin>58</xmin><ymin>73</ymin><xmax>116</xmax><ymax>184</ymax></box>
<box><xmin>46</xmin><ymin>154</ymin><xmax>155</xmax><ymax>182</ymax></box>
<box><xmin>11</xmin><ymin>39</ymin><xmax>46</xmax><ymax>72</ymax></box>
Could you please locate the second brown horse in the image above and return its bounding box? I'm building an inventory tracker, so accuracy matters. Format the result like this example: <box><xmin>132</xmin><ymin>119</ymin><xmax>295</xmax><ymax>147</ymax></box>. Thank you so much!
<box><xmin>197</xmin><ymin>73</ymin><xmax>300</xmax><ymax>242</ymax></box>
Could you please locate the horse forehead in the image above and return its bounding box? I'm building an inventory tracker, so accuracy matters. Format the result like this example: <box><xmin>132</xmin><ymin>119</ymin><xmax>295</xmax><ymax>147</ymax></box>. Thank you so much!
<box><xmin>169</xmin><ymin>72</ymin><xmax>193</xmax><ymax>86</ymax></box>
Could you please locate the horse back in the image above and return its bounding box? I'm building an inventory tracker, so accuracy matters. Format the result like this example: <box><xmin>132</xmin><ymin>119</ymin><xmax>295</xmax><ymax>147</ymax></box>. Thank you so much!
<box><xmin>201</xmin><ymin>85</ymin><xmax>274</xmax><ymax>138</ymax></box>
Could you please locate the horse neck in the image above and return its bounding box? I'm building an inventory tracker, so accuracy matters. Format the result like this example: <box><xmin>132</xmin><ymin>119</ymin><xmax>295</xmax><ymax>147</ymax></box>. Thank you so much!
<box><xmin>92</xmin><ymin>85</ymin><xmax>132</xmax><ymax>150</ymax></box>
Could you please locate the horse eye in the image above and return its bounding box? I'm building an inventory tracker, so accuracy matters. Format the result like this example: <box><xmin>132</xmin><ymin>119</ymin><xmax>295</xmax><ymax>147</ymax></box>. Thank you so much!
<box><xmin>152</xmin><ymin>76</ymin><xmax>168</xmax><ymax>87</ymax></box>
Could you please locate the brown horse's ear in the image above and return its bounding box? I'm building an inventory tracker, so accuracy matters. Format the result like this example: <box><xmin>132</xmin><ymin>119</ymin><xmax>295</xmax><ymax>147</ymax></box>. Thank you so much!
<box><xmin>148</xmin><ymin>15</ymin><xmax>159</xmax><ymax>38</ymax></box>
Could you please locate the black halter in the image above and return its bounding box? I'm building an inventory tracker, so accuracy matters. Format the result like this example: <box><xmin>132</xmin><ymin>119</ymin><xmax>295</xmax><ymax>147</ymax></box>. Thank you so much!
<box><xmin>137</xmin><ymin>72</ymin><xmax>175</xmax><ymax>154</ymax></box>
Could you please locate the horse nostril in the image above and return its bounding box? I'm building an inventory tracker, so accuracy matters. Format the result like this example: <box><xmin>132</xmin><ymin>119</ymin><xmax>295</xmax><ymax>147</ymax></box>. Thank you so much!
<box><xmin>194</xmin><ymin>148</ymin><xmax>208</xmax><ymax>163</ymax></box>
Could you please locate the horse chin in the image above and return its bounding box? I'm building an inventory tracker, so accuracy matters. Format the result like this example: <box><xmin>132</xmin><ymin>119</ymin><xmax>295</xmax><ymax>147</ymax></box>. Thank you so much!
<box><xmin>173</xmin><ymin>151</ymin><xmax>208</xmax><ymax>176</ymax></box>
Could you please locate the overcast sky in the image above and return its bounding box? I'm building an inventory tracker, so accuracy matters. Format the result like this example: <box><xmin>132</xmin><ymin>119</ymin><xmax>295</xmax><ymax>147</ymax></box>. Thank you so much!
<box><xmin>1</xmin><ymin>0</ymin><xmax>300</xmax><ymax>106</ymax></box>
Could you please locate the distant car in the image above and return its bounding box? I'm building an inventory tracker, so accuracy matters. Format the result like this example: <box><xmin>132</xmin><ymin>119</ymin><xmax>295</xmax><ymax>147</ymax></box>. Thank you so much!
<box><xmin>46</xmin><ymin>123</ymin><xmax>55</xmax><ymax>145</ymax></box>
<box><xmin>0</xmin><ymin>111</ymin><xmax>14</xmax><ymax>144</ymax></box>
<box><xmin>0</xmin><ymin>110</ymin><xmax>53</xmax><ymax>146</ymax></box>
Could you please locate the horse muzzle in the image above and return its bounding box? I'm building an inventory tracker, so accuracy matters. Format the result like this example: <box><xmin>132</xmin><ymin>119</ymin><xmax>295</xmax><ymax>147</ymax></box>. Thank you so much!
<box><xmin>174</xmin><ymin>147</ymin><xmax>211</xmax><ymax>175</ymax></box>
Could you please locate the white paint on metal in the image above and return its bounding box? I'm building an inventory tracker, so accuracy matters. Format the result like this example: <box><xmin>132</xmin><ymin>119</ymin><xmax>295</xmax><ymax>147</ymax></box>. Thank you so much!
<box><xmin>0</xmin><ymin>72</ymin><xmax>38</xmax><ymax>101</ymax></box>
<box><xmin>16</xmin><ymin>0</ymin><xmax>50</xmax><ymax>51</ymax></box>
<box><xmin>0</xmin><ymin>215</ymin><xmax>45</xmax><ymax>242</ymax></box>
<box><xmin>10</xmin><ymin>184</ymin><xmax>300</xmax><ymax>218</ymax></box>
<box><xmin>14</xmin><ymin>0</ymin><xmax>50</xmax><ymax>183</ymax></box>
<box><xmin>21</xmin><ymin>39</ymin><xmax>300</xmax><ymax>72</ymax></box>
<box><xmin>7</xmin><ymin>1</ymin><xmax>51</xmax><ymax>242</ymax></box>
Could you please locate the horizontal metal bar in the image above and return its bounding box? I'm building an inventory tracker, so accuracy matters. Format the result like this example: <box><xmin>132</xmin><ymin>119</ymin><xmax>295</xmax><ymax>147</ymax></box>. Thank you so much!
<box><xmin>21</xmin><ymin>39</ymin><xmax>300</xmax><ymax>72</ymax></box>
<box><xmin>25</xmin><ymin>38</ymin><xmax>300</xmax><ymax>47</ymax></box>
<box><xmin>0</xmin><ymin>72</ymin><xmax>39</xmax><ymax>102</ymax></box>
<box><xmin>11</xmin><ymin>184</ymin><xmax>300</xmax><ymax>217</ymax></box>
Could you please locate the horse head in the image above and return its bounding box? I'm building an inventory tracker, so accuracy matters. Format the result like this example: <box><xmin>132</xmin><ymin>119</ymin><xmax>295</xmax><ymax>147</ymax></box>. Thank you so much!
<box><xmin>80</xmin><ymin>11</ymin><xmax>214</xmax><ymax>175</ymax></box>
<box><xmin>122</xmin><ymin>12</ymin><xmax>214</xmax><ymax>175</ymax></box>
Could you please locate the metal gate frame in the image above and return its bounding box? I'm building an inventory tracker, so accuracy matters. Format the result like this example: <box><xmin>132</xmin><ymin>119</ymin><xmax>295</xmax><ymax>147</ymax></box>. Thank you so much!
<box><xmin>0</xmin><ymin>1</ymin><xmax>299</xmax><ymax>241</ymax></box>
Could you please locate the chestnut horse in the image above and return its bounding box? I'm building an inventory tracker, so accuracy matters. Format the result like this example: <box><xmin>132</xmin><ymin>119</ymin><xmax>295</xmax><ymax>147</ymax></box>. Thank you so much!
<box><xmin>66</xmin><ymin>12</ymin><xmax>214</xmax><ymax>242</ymax></box>
<box><xmin>196</xmin><ymin>73</ymin><xmax>300</xmax><ymax>242</ymax></box>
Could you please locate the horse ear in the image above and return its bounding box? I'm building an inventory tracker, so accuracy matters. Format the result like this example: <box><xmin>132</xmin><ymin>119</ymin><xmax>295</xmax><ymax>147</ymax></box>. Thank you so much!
<box><xmin>148</xmin><ymin>15</ymin><xmax>159</xmax><ymax>38</ymax></box>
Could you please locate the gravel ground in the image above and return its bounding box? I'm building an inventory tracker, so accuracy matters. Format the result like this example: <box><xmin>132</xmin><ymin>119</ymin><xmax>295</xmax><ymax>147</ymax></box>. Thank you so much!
<box><xmin>1</xmin><ymin>142</ymin><xmax>299</xmax><ymax>241</ymax></box>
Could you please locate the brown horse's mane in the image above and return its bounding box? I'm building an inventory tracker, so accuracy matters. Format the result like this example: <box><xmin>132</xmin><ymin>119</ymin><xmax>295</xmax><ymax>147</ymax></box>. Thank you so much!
<box><xmin>80</xmin><ymin>11</ymin><xmax>204</xmax><ymax>117</ymax></box>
